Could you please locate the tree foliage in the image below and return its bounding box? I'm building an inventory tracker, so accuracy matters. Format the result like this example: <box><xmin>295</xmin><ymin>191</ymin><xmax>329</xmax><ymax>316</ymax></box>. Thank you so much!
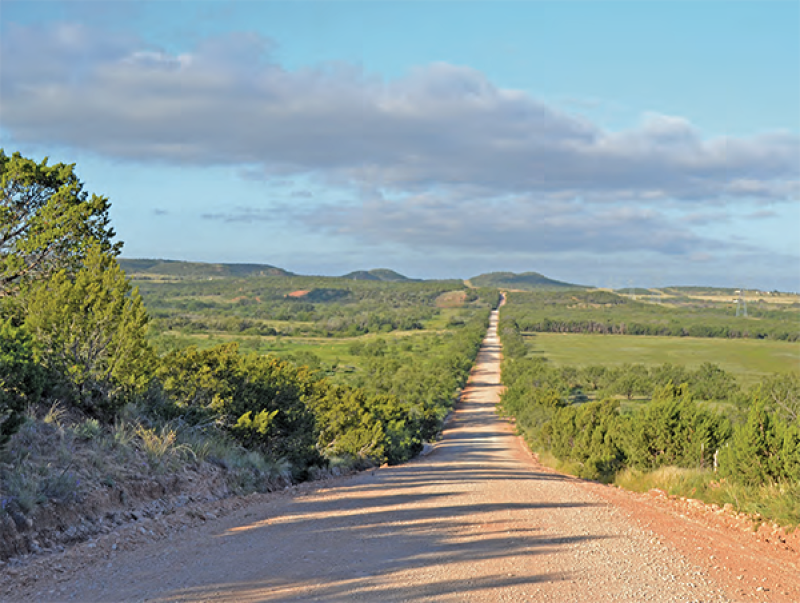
<box><xmin>501</xmin><ymin>342</ymin><xmax>731</xmax><ymax>480</ymax></box>
<box><xmin>0</xmin><ymin>320</ymin><xmax>46</xmax><ymax>444</ymax></box>
<box><xmin>25</xmin><ymin>246</ymin><xmax>152</xmax><ymax>416</ymax></box>
<box><xmin>157</xmin><ymin>344</ymin><xmax>323</xmax><ymax>475</ymax></box>
<box><xmin>542</xmin><ymin>399</ymin><xmax>626</xmax><ymax>481</ymax></box>
<box><xmin>1</xmin><ymin>151</ymin><xmax>120</xmax><ymax>296</ymax></box>
<box><xmin>623</xmin><ymin>384</ymin><xmax>730</xmax><ymax>470</ymax></box>
<box><xmin>718</xmin><ymin>402</ymin><xmax>781</xmax><ymax>484</ymax></box>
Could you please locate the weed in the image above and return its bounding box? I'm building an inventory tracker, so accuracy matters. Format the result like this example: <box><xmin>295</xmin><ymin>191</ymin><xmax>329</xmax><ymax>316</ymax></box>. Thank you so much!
<box><xmin>136</xmin><ymin>424</ymin><xmax>192</xmax><ymax>465</ymax></box>
<box><xmin>42</xmin><ymin>402</ymin><xmax>67</xmax><ymax>426</ymax></box>
<box><xmin>5</xmin><ymin>469</ymin><xmax>41</xmax><ymax>513</ymax></box>
<box><xmin>614</xmin><ymin>466</ymin><xmax>800</xmax><ymax>529</ymax></box>
<box><xmin>74</xmin><ymin>418</ymin><xmax>101</xmax><ymax>441</ymax></box>
<box><xmin>41</xmin><ymin>468</ymin><xmax>80</xmax><ymax>504</ymax></box>
<box><xmin>112</xmin><ymin>419</ymin><xmax>137</xmax><ymax>448</ymax></box>
<box><xmin>136</xmin><ymin>424</ymin><xmax>174</xmax><ymax>459</ymax></box>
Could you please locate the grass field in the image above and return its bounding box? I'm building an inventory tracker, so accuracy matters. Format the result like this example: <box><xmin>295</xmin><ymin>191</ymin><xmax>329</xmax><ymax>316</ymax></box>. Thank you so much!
<box><xmin>525</xmin><ymin>333</ymin><xmax>799</xmax><ymax>387</ymax></box>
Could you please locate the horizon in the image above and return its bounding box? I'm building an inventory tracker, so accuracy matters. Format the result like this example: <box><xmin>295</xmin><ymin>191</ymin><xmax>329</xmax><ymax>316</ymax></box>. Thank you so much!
<box><xmin>2</xmin><ymin>1</ymin><xmax>798</xmax><ymax>291</ymax></box>
<box><xmin>117</xmin><ymin>256</ymin><xmax>799</xmax><ymax>293</ymax></box>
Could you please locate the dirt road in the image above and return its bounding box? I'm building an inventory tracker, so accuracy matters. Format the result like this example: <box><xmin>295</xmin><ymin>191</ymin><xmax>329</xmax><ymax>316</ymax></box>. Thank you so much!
<box><xmin>5</xmin><ymin>309</ymin><xmax>798</xmax><ymax>602</ymax></box>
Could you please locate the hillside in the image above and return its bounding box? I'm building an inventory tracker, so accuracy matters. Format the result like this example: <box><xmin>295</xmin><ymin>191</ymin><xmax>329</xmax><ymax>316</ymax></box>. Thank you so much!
<box><xmin>119</xmin><ymin>259</ymin><xmax>293</xmax><ymax>279</ymax></box>
<box><xmin>469</xmin><ymin>271</ymin><xmax>586</xmax><ymax>290</ymax></box>
<box><xmin>341</xmin><ymin>268</ymin><xmax>413</xmax><ymax>282</ymax></box>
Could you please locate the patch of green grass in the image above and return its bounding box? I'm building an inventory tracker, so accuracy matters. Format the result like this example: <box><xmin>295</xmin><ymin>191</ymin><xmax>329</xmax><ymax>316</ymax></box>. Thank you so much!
<box><xmin>526</xmin><ymin>333</ymin><xmax>800</xmax><ymax>387</ymax></box>
<box><xmin>261</xmin><ymin>337</ymin><xmax>359</xmax><ymax>364</ymax></box>
<box><xmin>422</xmin><ymin>308</ymin><xmax>464</xmax><ymax>330</ymax></box>
<box><xmin>615</xmin><ymin>466</ymin><xmax>712</xmax><ymax>497</ymax></box>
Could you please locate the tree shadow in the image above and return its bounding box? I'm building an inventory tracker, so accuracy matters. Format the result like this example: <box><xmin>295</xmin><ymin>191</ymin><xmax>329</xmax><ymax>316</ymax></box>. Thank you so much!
<box><xmin>160</xmin><ymin>571</ymin><xmax>570</xmax><ymax>602</ymax></box>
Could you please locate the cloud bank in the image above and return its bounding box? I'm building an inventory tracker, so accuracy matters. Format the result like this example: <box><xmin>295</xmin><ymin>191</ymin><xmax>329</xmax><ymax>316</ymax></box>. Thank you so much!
<box><xmin>1</xmin><ymin>22</ymin><xmax>798</xmax><ymax>285</ymax></box>
<box><xmin>3</xmin><ymin>23</ymin><xmax>797</xmax><ymax>201</ymax></box>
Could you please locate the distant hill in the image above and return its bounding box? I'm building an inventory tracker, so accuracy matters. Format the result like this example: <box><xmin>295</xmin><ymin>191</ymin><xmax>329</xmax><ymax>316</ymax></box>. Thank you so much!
<box><xmin>341</xmin><ymin>268</ymin><xmax>412</xmax><ymax>282</ymax></box>
<box><xmin>119</xmin><ymin>259</ymin><xmax>293</xmax><ymax>279</ymax></box>
<box><xmin>469</xmin><ymin>271</ymin><xmax>586</xmax><ymax>290</ymax></box>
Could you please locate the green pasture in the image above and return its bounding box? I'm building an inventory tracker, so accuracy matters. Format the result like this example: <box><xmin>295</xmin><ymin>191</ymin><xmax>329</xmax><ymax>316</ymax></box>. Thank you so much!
<box><xmin>525</xmin><ymin>333</ymin><xmax>799</xmax><ymax>387</ymax></box>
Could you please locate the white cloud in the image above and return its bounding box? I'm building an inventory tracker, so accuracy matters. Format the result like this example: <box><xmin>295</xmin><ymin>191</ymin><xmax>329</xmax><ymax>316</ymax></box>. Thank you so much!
<box><xmin>2</xmin><ymin>23</ymin><xmax>797</xmax><ymax>203</ymax></box>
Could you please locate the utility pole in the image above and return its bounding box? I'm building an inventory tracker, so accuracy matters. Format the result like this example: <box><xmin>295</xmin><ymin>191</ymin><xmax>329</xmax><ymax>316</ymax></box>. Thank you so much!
<box><xmin>735</xmin><ymin>289</ymin><xmax>747</xmax><ymax>317</ymax></box>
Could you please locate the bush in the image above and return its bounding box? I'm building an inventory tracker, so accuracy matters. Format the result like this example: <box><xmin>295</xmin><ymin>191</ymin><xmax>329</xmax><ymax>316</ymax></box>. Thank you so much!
<box><xmin>718</xmin><ymin>396</ymin><xmax>799</xmax><ymax>485</ymax></box>
<box><xmin>541</xmin><ymin>399</ymin><xmax>625</xmax><ymax>481</ymax></box>
<box><xmin>0</xmin><ymin>320</ymin><xmax>46</xmax><ymax>445</ymax></box>
<box><xmin>25</xmin><ymin>246</ymin><xmax>153</xmax><ymax>417</ymax></box>
<box><xmin>624</xmin><ymin>384</ymin><xmax>730</xmax><ymax>470</ymax></box>
<box><xmin>157</xmin><ymin>344</ymin><xmax>322</xmax><ymax>477</ymax></box>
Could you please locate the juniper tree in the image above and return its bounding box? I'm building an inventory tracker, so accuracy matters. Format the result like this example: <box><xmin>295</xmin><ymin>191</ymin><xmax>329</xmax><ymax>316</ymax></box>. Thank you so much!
<box><xmin>1</xmin><ymin>150</ymin><xmax>120</xmax><ymax>297</ymax></box>
<box><xmin>25</xmin><ymin>246</ymin><xmax>152</xmax><ymax>416</ymax></box>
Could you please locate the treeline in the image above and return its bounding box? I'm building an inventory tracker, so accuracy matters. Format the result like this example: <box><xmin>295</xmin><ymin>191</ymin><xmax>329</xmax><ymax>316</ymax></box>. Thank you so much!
<box><xmin>151</xmin><ymin>304</ymin><xmax>435</xmax><ymax>338</ymax></box>
<box><xmin>348</xmin><ymin>317</ymin><xmax>488</xmax><ymax>446</ymax></box>
<box><xmin>498</xmin><ymin>323</ymin><xmax>800</xmax><ymax>488</ymax></box>
<box><xmin>502</xmin><ymin>290</ymin><xmax>800</xmax><ymax>342</ymax></box>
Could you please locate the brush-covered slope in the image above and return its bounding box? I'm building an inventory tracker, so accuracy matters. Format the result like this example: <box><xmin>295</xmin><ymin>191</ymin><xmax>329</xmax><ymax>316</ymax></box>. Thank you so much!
<box><xmin>469</xmin><ymin>271</ymin><xmax>586</xmax><ymax>290</ymax></box>
<box><xmin>342</xmin><ymin>268</ymin><xmax>413</xmax><ymax>282</ymax></box>
<box><xmin>119</xmin><ymin>259</ymin><xmax>293</xmax><ymax>279</ymax></box>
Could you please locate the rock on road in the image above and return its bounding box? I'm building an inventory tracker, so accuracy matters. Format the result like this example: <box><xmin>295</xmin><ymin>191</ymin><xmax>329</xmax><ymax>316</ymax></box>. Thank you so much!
<box><xmin>8</xmin><ymin>308</ymin><xmax>793</xmax><ymax>602</ymax></box>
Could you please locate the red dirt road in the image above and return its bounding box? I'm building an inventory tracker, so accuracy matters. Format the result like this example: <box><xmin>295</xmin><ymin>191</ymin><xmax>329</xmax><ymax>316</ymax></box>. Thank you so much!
<box><xmin>4</xmin><ymin>309</ymin><xmax>798</xmax><ymax>602</ymax></box>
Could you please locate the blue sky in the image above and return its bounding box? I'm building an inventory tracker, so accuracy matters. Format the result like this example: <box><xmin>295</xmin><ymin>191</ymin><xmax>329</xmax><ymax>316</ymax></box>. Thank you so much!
<box><xmin>1</xmin><ymin>1</ymin><xmax>798</xmax><ymax>290</ymax></box>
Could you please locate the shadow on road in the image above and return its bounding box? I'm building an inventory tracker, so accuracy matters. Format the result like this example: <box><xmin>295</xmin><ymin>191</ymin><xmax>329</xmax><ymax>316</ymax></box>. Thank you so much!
<box><xmin>150</xmin><ymin>312</ymin><xmax>612</xmax><ymax>603</ymax></box>
<box><xmin>161</xmin><ymin>572</ymin><xmax>569</xmax><ymax>603</ymax></box>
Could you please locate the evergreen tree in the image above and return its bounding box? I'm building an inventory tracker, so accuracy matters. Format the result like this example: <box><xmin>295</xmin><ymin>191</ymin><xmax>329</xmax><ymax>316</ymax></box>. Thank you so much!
<box><xmin>719</xmin><ymin>401</ymin><xmax>783</xmax><ymax>485</ymax></box>
<box><xmin>25</xmin><ymin>246</ymin><xmax>152</xmax><ymax>415</ymax></box>
<box><xmin>0</xmin><ymin>320</ymin><xmax>45</xmax><ymax>443</ymax></box>
<box><xmin>1</xmin><ymin>150</ymin><xmax>120</xmax><ymax>296</ymax></box>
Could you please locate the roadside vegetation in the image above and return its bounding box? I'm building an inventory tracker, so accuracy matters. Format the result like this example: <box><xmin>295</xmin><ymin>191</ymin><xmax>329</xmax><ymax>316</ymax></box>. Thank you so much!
<box><xmin>0</xmin><ymin>151</ymin><xmax>496</xmax><ymax>557</ymax></box>
<box><xmin>498</xmin><ymin>299</ymin><xmax>800</xmax><ymax>529</ymax></box>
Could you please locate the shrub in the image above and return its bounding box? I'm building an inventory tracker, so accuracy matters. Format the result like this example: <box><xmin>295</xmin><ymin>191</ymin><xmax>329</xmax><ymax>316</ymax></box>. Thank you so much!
<box><xmin>718</xmin><ymin>397</ymin><xmax>799</xmax><ymax>485</ymax></box>
<box><xmin>25</xmin><ymin>246</ymin><xmax>153</xmax><ymax>417</ymax></box>
<box><xmin>0</xmin><ymin>319</ymin><xmax>45</xmax><ymax>445</ymax></box>
<box><xmin>624</xmin><ymin>384</ymin><xmax>730</xmax><ymax>470</ymax></box>
<box><xmin>157</xmin><ymin>344</ymin><xmax>323</xmax><ymax>477</ymax></box>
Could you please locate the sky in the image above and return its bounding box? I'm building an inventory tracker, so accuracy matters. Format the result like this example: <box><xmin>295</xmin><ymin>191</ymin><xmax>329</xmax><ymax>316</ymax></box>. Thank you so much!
<box><xmin>1</xmin><ymin>1</ymin><xmax>799</xmax><ymax>290</ymax></box>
